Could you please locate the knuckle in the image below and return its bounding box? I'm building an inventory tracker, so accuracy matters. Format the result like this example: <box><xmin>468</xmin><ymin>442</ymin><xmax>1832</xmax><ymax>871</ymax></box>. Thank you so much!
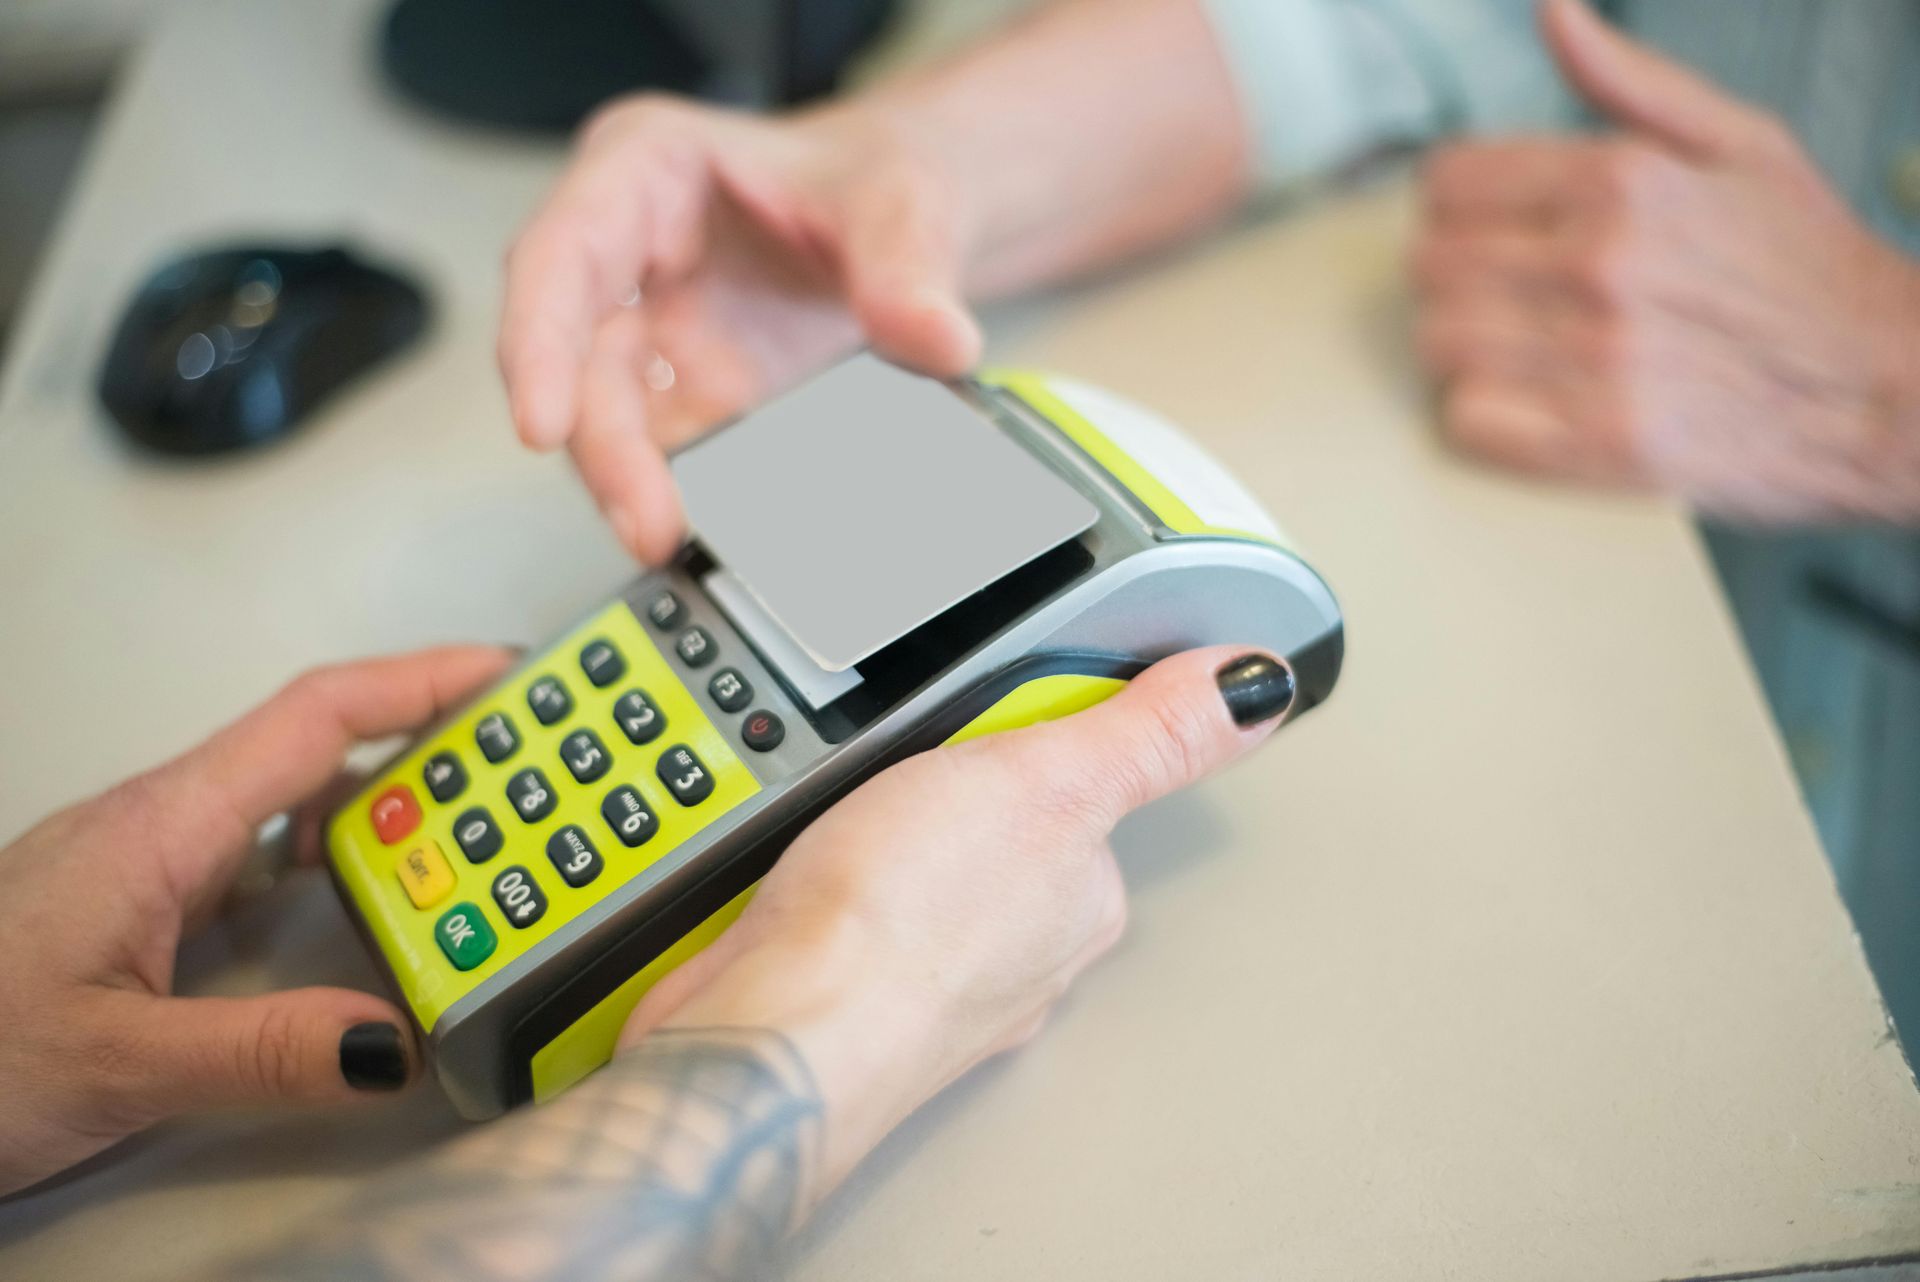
<box><xmin>1099</xmin><ymin>693</ymin><xmax>1217</xmax><ymax>814</ymax></box>
<box><xmin>69</xmin><ymin>1017</ymin><xmax>162</xmax><ymax>1132</ymax></box>
<box><xmin>1586</xmin><ymin>140</ymin><xmax>1674</xmax><ymax>219</ymax></box>
<box><xmin>1009</xmin><ymin>747</ymin><xmax>1119</xmax><ymax>838</ymax></box>
<box><xmin>278</xmin><ymin>666</ymin><xmax>334</xmax><ymax>710</ymax></box>
<box><xmin>1566</xmin><ymin>230</ymin><xmax>1634</xmax><ymax>308</ymax></box>
<box><xmin>1147</xmin><ymin>691</ymin><xmax>1218</xmax><ymax>785</ymax></box>
<box><xmin>1578</xmin><ymin>318</ymin><xmax>1634</xmax><ymax>381</ymax></box>
<box><xmin>244</xmin><ymin>1005</ymin><xmax>306</xmax><ymax>1098</ymax></box>
<box><xmin>577</xmin><ymin>93</ymin><xmax>652</xmax><ymax>147</ymax></box>
<box><xmin>1744</xmin><ymin>113</ymin><xmax>1799</xmax><ymax>164</ymax></box>
<box><xmin>1419</xmin><ymin>146</ymin><xmax>1473</xmax><ymax>204</ymax></box>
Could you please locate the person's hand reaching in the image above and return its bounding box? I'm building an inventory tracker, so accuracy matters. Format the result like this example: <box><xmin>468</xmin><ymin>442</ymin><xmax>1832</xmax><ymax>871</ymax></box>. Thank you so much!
<box><xmin>616</xmin><ymin>647</ymin><xmax>1298</xmax><ymax>1196</ymax></box>
<box><xmin>0</xmin><ymin>646</ymin><xmax>514</xmax><ymax>1196</ymax></box>
<box><xmin>497</xmin><ymin>99</ymin><xmax>984</xmax><ymax>563</ymax></box>
<box><xmin>1415</xmin><ymin>0</ymin><xmax>1920</xmax><ymax>520</ymax></box>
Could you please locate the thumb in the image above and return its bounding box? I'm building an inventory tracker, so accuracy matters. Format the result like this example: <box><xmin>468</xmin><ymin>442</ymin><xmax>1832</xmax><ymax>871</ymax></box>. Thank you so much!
<box><xmin>840</xmin><ymin>183</ymin><xmax>983</xmax><ymax>377</ymax></box>
<box><xmin>115</xmin><ymin>987</ymin><xmax>418</xmax><ymax>1116</ymax></box>
<box><xmin>1541</xmin><ymin>0</ymin><xmax>1768</xmax><ymax>160</ymax></box>
<box><xmin>991</xmin><ymin>646</ymin><xmax>1298</xmax><ymax>829</ymax></box>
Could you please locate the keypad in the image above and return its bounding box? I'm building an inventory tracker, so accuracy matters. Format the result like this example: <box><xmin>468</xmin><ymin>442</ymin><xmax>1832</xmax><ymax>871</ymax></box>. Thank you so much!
<box><xmin>675</xmin><ymin>626</ymin><xmax>716</xmax><ymax>668</ymax></box>
<box><xmin>657</xmin><ymin>744</ymin><xmax>715</xmax><ymax>806</ymax></box>
<box><xmin>423</xmin><ymin>752</ymin><xmax>467</xmax><ymax>803</ymax></box>
<box><xmin>580</xmin><ymin>639</ymin><xmax>626</xmax><ymax>688</ymax></box>
<box><xmin>476</xmin><ymin>712</ymin><xmax>520</xmax><ymax>763</ymax></box>
<box><xmin>613</xmin><ymin>690</ymin><xmax>665</xmax><ymax>745</ymax></box>
<box><xmin>709</xmin><ymin>668</ymin><xmax>752</xmax><ymax>713</ymax></box>
<box><xmin>601</xmin><ymin>785</ymin><xmax>660</xmax><ymax>848</ymax></box>
<box><xmin>490</xmin><ymin>866</ymin><xmax>549</xmax><ymax>929</ymax></box>
<box><xmin>507</xmin><ymin>767</ymin><xmax>558</xmax><ymax>823</ymax></box>
<box><xmin>546</xmin><ymin>825</ymin><xmax>605</xmax><ymax>888</ymax></box>
<box><xmin>741</xmin><ymin>710</ymin><xmax>785</xmax><ymax>753</ymax></box>
<box><xmin>435</xmin><ymin>902</ymin><xmax>497</xmax><ymax>970</ymax></box>
<box><xmin>526</xmin><ymin>675</ymin><xmax>573</xmax><ymax>726</ymax></box>
<box><xmin>452</xmin><ymin>806</ymin><xmax>504</xmax><ymax>864</ymax></box>
<box><xmin>371</xmin><ymin>785</ymin><xmax>422</xmax><ymax>845</ymax></box>
<box><xmin>645</xmin><ymin>590</ymin><xmax>685</xmax><ymax>630</ymax></box>
<box><xmin>341</xmin><ymin>591</ymin><xmax>769</xmax><ymax>989</ymax></box>
<box><xmin>560</xmin><ymin>728</ymin><xmax>612</xmax><ymax>784</ymax></box>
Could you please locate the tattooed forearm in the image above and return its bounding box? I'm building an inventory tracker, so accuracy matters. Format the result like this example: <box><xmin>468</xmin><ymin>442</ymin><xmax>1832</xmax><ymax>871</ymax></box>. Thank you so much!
<box><xmin>227</xmin><ymin>1028</ymin><xmax>823</xmax><ymax>1282</ymax></box>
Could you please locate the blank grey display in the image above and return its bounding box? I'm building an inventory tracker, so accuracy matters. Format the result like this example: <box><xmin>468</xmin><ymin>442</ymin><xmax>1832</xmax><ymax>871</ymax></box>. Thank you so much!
<box><xmin>672</xmin><ymin>353</ymin><xmax>1099</xmax><ymax>672</ymax></box>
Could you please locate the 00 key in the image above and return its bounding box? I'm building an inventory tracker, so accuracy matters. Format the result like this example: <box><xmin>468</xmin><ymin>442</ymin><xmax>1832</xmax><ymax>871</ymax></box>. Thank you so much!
<box><xmin>490</xmin><ymin>866</ymin><xmax>548</xmax><ymax>928</ymax></box>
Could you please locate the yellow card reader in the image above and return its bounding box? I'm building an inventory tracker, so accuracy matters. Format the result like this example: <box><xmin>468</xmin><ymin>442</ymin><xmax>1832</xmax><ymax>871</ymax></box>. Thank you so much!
<box><xmin>328</xmin><ymin>354</ymin><xmax>1344</xmax><ymax>1118</ymax></box>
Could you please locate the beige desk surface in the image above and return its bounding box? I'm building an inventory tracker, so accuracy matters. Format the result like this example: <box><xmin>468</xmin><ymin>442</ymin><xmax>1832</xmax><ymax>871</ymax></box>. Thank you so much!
<box><xmin>3</xmin><ymin>2</ymin><xmax>1919</xmax><ymax>1279</ymax></box>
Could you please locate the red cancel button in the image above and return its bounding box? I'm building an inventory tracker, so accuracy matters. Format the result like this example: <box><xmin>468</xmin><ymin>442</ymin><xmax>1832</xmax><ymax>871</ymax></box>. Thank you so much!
<box><xmin>370</xmin><ymin>784</ymin><xmax>422</xmax><ymax>844</ymax></box>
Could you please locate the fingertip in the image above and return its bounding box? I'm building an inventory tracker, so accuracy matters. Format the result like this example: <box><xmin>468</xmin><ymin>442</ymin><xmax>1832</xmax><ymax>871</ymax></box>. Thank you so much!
<box><xmin>1443</xmin><ymin>382</ymin><xmax>1570</xmax><ymax>472</ymax></box>
<box><xmin>864</xmin><ymin>287</ymin><xmax>982</xmax><ymax>378</ymax></box>
<box><xmin>1130</xmin><ymin>645</ymin><xmax>1291</xmax><ymax>740</ymax></box>
<box><xmin>511</xmin><ymin>374</ymin><xmax>574</xmax><ymax>452</ymax></box>
<box><xmin>1213</xmin><ymin>652</ymin><xmax>1297</xmax><ymax>731</ymax></box>
<box><xmin>339</xmin><ymin>1019</ymin><xmax>414</xmax><ymax>1093</ymax></box>
<box><xmin>608</xmin><ymin>496</ymin><xmax>688</xmax><ymax>567</ymax></box>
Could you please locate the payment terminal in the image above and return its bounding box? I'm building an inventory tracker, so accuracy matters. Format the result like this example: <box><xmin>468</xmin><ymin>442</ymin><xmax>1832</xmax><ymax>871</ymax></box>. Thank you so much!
<box><xmin>327</xmin><ymin>354</ymin><xmax>1344</xmax><ymax>1118</ymax></box>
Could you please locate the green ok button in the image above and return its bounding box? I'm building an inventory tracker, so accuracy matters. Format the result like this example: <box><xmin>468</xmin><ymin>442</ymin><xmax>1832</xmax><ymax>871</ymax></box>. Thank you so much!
<box><xmin>434</xmin><ymin>902</ymin><xmax>497</xmax><ymax>971</ymax></box>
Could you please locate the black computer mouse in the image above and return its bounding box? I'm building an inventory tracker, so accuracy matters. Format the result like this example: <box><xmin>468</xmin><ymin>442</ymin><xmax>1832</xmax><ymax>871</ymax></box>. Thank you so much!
<box><xmin>97</xmin><ymin>244</ymin><xmax>429</xmax><ymax>455</ymax></box>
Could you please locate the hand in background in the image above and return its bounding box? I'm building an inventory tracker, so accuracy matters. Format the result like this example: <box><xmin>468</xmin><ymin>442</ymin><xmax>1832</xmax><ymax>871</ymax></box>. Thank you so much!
<box><xmin>617</xmin><ymin>647</ymin><xmax>1296</xmax><ymax>1197</ymax></box>
<box><xmin>496</xmin><ymin>98</ymin><xmax>984</xmax><ymax>564</ymax></box>
<box><xmin>0</xmin><ymin>646</ymin><xmax>513</xmax><ymax>1196</ymax></box>
<box><xmin>1415</xmin><ymin>0</ymin><xmax>1920</xmax><ymax>520</ymax></box>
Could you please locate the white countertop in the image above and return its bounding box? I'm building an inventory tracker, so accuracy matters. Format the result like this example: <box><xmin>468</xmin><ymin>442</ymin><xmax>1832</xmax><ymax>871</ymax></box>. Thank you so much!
<box><xmin>2</xmin><ymin>2</ymin><xmax>1917</xmax><ymax>1279</ymax></box>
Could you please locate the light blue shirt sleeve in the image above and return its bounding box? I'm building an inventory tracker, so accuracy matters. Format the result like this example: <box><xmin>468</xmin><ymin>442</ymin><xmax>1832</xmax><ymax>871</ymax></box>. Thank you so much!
<box><xmin>1203</xmin><ymin>0</ymin><xmax>1582</xmax><ymax>193</ymax></box>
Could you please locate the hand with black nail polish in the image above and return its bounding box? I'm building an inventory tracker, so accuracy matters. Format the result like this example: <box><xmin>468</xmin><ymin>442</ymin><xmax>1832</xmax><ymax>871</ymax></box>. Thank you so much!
<box><xmin>0</xmin><ymin>645</ymin><xmax>515</xmax><ymax>1196</ymax></box>
<box><xmin>618</xmin><ymin>647</ymin><xmax>1294</xmax><ymax>1192</ymax></box>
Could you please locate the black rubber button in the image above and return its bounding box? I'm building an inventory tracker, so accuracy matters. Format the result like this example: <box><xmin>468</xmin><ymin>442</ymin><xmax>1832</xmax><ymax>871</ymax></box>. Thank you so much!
<box><xmin>675</xmin><ymin>626</ymin><xmax>716</xmax><ymax>668</ymax></box>
<box><xmin>741</xmin><ymin>710</ymin><xmax>785</xmax><ymax>752</ymax></box>
<box><xmin>708</xmin><ymin>668</ymin><xmax>752</xmax><ymax>713</ymax></box>
<box><xmin>580</xmin><ymin>639</ymin><xmax>626</xmax><ymax>688</ymax></box>
<box><xmin>506</xmin><ymin>767</ymin><xmax>557</xmax><ymax>824</ymax></box>
<box><xmin>545</xmin><ymin>824</ymin><xmax>604</xmax><ymax>888</ymax></box>
<box><xmin>559</xmin><ymin>728</ymin><xmax>612</xmax><ymax>784</ymax></box>
<box><xmin>422</xmin><ymin>751</ymin><xmax>467</xmax><ymax>802</ymax></box>
<box><xmin>526</xmin><ymin>675</ymin><xmax>573</xmax><ymax>726</ymax></box>
<box><xmin>475</xmin><ymin>712</ymin><xmax>519</xmax><ymax>764</ymax></box>
<box><xmin>451</xmin><ymin>806</ymin><xmax>504</xmax><ymax>864</ymax></box>
<box><xmin>613</xmin><ymin>689</ymin><xmax>665</xmax><ymax>745</ymax></box>
<box><xmin>656</xmin><ymin>744</ymin><xmax>715</xmax><ymax>806</ymax></box>
<box><xmin>601</xmin><ymin>785</ymin><xmax>660</xmax><ymax>848</ymax></box>
<box><xmin>645</xmin><ymin>590</ymin><xmax>685</xmax><ymax>631</ymax></box>
<box><xmin>490</xmin><ymin>865</ymin><xmax>548</xmax><ymax>928</ymax></box>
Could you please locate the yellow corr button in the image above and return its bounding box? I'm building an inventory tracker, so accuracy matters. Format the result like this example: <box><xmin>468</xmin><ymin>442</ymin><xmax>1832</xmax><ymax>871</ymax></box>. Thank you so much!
<box><xmin>395</xmin><ymin>839</ymin><xmax>457</xmax><ymax>909</ymax></box>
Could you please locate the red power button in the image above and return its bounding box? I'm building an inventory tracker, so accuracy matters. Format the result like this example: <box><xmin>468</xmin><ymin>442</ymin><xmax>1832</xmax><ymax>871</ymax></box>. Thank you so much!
<box><xmin>370</xmin><ymin>784</ymin><xmax>422</xmax><ymax>845</ymax></box>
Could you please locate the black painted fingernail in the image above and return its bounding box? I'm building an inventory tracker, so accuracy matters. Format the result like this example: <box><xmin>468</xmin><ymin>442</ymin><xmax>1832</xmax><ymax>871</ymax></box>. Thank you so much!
<box><xmin>1216</xmin><ymin>653</ymin><xmax>1295</xmax><ymax>727</ymax></box>
<box><xmin>340</xmin><ymin>1022</ymin><xmax>409</xmax><ymax>1092</ymax></box>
